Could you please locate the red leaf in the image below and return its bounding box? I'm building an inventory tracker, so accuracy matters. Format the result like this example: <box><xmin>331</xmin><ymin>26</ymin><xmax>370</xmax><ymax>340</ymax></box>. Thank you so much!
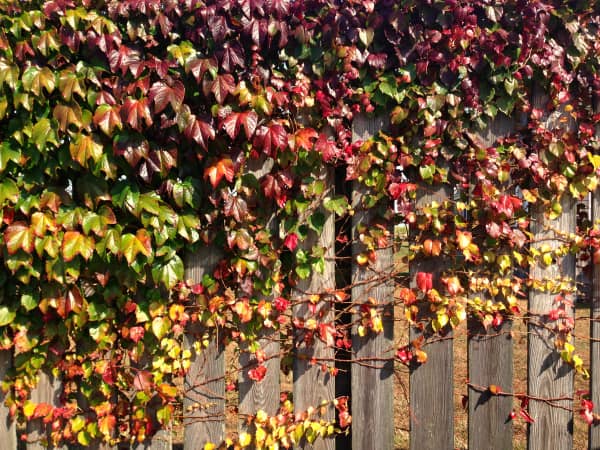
<box><xmin>222</xmin><ymin>111</ymin><xmax>258</xmax><ymax>140</ymax></box>
<box><xmin>204</xmin><ymin>158</ymin><xmax>235</xmax><ymax>188</ymax></box>
<box><xmin>248</xmin><ymin>364</ymin><xmax>267</xmax><ymax>382</ymax></box>
<box><xmin>218</xmin><ymin>42</ymin><xmax>245</xmax><ymax>72</ymax></box>
<box><xmin>129</xmin><ymin>326</ymin><xmax>145</xmax><ymax>343</ymax></box>
<box><xmin>108</xmin><ymin>45</ymin><xmax>143</xmax><ymax>77</ymax></box>
<box><xmin>149</xmin><ymin>80</ymin><xmax>185</xmax><ymax>113</ymax></box>
<box><xmin>253</xmin><ymin>124</ymin><xmax>287</xmax><ymax>156</ymax></box>
<box><xmin>519</xmin><ymin>408</ymin><xmax>535</xmax><ymax>424</ymax></box>
<box><xmin>121</xmin><ymin>98</ymin><xmax>153</xmax><ymax>131</ymax></box>
<box><xmin>294</xmin><ymin>128</ymin><xmax>318</xmax><ymax>151</ymax></box>
<box><xmin>188</xmin><ymin>57</ymin><xmax>218</xmax><ymax>83</ymax></box>
<box><xmin>314</xmin><ymin>133</ymin><xmax>339</xmax><ymax>162</ymax></box>
<box><xmin>283</xmin><ymin>233</ymin><xmax>298</xmax><ymax>251</ymax></box>
<box><xmin>203</xmin><ymin>73</ymin><xmax>235</xmax><ymax>105</ymax></box>
<box><xmin>416</xmin><ymin>272</ymin><xmax>432</xmax><ymax>293</ymax></box>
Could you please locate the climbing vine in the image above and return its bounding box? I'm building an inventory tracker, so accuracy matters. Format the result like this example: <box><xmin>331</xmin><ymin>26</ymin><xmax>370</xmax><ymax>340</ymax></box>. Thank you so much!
<box><xmin>0</xmin><ymin>0</ymin><xmax>599</xmax><ymax>447</ymax></box>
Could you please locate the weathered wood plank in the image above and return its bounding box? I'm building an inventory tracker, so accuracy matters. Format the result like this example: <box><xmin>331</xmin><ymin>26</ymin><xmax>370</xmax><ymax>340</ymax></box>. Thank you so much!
<box><xmin>133</xmin><ymin>430</ymin><xmax>172</xmax><ymax>450</ymax></box>
<box><xmin>351</xmin><ymin>115</ymin><xmax>394</xmax><ymax>450</ymax></box>
<box><xmin>528</xmin><ymin>89</ymin><xmax>575</xmax><ymax>450</ymax></box>
<box><xmin>409</xmin><ymin>184</ymin><xmax>454</xmax><ymax>450</ymax></box>
<box><xmin>0</xmin><ymin>351</ymin><xmax>16</xmax><ymax>450</ymax></box>
<box><xmin>239</xmin><ymin>156</ymin><xmax>280</xmax><ymax>443</ymax></box>
<box><xmin>468</xmin><ymin>113</ymin><xmax>514</xmax><ymax>450</ymax></box>
<box><xmin>292</xmin><ymin>166</ymin><xmax>335</xmax><ymax>450</ymax></box>
<box><xmin>183</xmin><ymin>247</ymin><xmax>225</xmax><ymax>449</ymax></box>
<box><xmin>468</xmin><ymin>321</ymin><xmax>513</xmax><ymax>450</ymax></box>
<box><xmin>26</xmin><ymin>372</ymin><xmax>66</xmax><ymax>450</ymax></box>
<box><xmin>590</xmin><ymin>99</ymin><xmax>600</xmax><ymax>450</ymax></box>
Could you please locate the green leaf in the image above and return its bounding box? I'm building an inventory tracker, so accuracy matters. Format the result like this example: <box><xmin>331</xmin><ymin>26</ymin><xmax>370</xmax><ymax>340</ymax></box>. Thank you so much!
<box><xmin>151</xmin><ymin>316</ymin><xmax>171</xmax><ymax>340</ymax></box>
<box><xmin>31</xmin><ymin>118</ymin><xmax>58</xmax><ymax>150</ymax></box>
<box><xmin>121</xmin><ymin>229</ymin><xmax>153</xmax><ymax>264</ymax></box>
<box><xmin>21</xmin><ymin>293</ymin><xmax>38</xmax><ymax>311</ymax></box>
<box><xmin>295</xmin><ymin>263</ymin><xmax>311</xmax><ymax>279</ymax></box>
<box><xmin>323</xmin><ymin>196</ymin><xmax>348</xmax><ymax>216</ymax></box>
<box><xmin>308</xmin><ymin>211</ymin><xmax>326</xmax><ymax>234</ymax></box>
<box><xmin>21</xmin><ymin>66</ymin><xmax>56</xmax><ymax>96</ymax></box>
<box><xmin>0</xmin><ymin>142</ymin><xmax>20</xmax><ymax>173</ymax></box>
<box><xmin>419</xmin><ymin>165</ymin><xmax>435</xmax><ymax>182</ymax></box>
<box><xmin>0</xmin><ymin>306</ymin><xmax>16</xmax><ymax>326</ymax></box>
<box><xmin>151</xmin><ymin>255</ymin><xmax>184</xmax><ymax>289</ymax></box>
<box><xmin>0</xmin><ymin>179</ymin><xmax>19</xmax><ymax>204</ymax></box>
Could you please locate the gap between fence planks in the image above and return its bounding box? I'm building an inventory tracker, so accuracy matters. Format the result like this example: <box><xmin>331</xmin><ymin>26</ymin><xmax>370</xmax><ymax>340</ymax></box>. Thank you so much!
<box><xmin>467</xmin><ymin>113</ymin><xmax>515</xmax><ymax>450</ymax></box>
<box><xmin>351</xmin><ymin>115</ymin><xmax>394</xmax><ymax>450</ymax></box>
<box><xmin>528</xmin><ymin>87</ymin><xmax>575</xmax><ymax>449</ymax></box>
<box><xmin>292</xmin><ymin>165</ymin><xmax>336</xmax><ymax>450</ymax></box>
<box><xmin>409</xmin><ymin>182</ymin><xmax>454</xmax><ymax>450</ymax></box>
<box><xmin>183</xmin><ymin>247</ymin><xmax>225</xmax><ymax>449</ymax></box>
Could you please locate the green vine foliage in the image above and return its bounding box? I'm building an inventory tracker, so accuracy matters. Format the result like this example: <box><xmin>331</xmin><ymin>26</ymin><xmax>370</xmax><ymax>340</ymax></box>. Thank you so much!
<box><xmin>0</xmin><ymin>0</ymin><xmax>599</xmax><ymax>447</ymax></box>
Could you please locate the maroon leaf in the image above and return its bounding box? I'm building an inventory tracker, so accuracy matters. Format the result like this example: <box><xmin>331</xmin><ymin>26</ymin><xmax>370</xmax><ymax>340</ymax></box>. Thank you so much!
<box><xmin>223</xmin><ymin>191</ymin><xmax>248</xmax><ymax>222</ymax></box>
<box><xmin>114</xmin><ymin>135</ymin><xmax>149</xmax><ymax>168</ymax></box>
<box><xmin>222</xmin><ymin>111</ymin><xmax>258</xmax><ymax>140</ymax></box>
<box><xmin>218</xmin><ymin>42</ymin><xmax>245</xmax><ymax>72</ymax></box>
<box><xmin>108</xmin><ymin>45</ymin><xmax>143</xmax><ymax>77</ymax></box>
<box><xmin>188</xmin><ymin>57</ymin><xmax>218</xmax><ymax>83</ymax></box>
<box><xmin>203</xmin><ymin>73</ymin><xmax>235</xmax><ymax>105</ymax></box>
<box><xmin>149</xmin><ymin>80</ymin><xmax>185</xmax><ymax>114</ymax></box>
<box><xmin>253</xmin><ymin>124</ymin><xmax>287</xmax><ymax>156</ymax></box>
<box><xmin>120</xmin><ymin>98</ymin><xmax>153</xmax><ymax>131</ymax></box>
<box><xmin>186</xmin><ymin>118</ymin><xmax>215</xmax><ymax>150</ymax></box>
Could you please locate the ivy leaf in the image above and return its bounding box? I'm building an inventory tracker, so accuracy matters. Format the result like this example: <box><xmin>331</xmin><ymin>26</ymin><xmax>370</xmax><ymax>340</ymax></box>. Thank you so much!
<box><xmin>203</xmin><ymin>73</ymin><xmax>235</xmax><ymax>105</ymax></box>
<box><xmin>93</xmin><ymin>104</ymin><xmax>122</xmax><ymax>137</ymax></box>
<box><xmin>113</xmin><ymin>134</ymin><xmax>149</xmax><ymax>168</ymax></box>
<box><xmin>294</xmin><ymin>127</ymin><xmax>318</xmax><ymax>151</ymax></box>
<box><xmin>4</xmin><ymin>222</ymin><xmax>35</xmax><ymax>254</ymax></box>
<box><xmin>121</xmin><ymin>229</ymin><xmax>153</xmax><ymax>264</ymax></box>
<box><xmin>253</xmin><ymin>124</ymin><xmax>287</xmax><ymax>156</ymax></box>
<box><xmin>53</xmin><ymin>103</ymin><xmax>84</xmax><ymax>132</ymax></box>
<box><xmin>70</xmin><ymin>133</ymin><xmax>103</xmax><ymax>167</ymax></box>
<box><xmin>0</xmin><ymin>306</ymin><xmax>16</xmax><ymax>327</ymax></box>
<box><xmin>21</xmin><ymin>66</ymin><xmax>56</xmax><ymax>96</ymax></box>
<box><xmin>108</xmin><ymin>45</ymin><xmax>143</xmax><ymax>77</ymax></box>
<box><xmin>31</xmin><ymin>118</ymin><xmax>58</xmax><ymax>150</ymax></box>
<box><xmin>188</xmin><ymin>57</ymin><xmax>218</xmax><ymax>83</ymax></box>
<box><xmin>121</xmin><ymin>98</ymin><xmax>153</xmax><ymax>131</ymax></box>
<box><xmin>0</xmin><ymin>142</ymin><xmax>21</xmax><ymax>173</ymax></box>
<box><xmin>204</xmin><ymin>158</ymin><xmax>235</xmax><ymax>188</ymax></box>
<box><xmin>185</xmin><ymin>118</ymin><xmax>215</xmax><ymax>150</ymax></box>
<box><xmin>149</xmin><ymin>80</ymin><xmax>185</xmax><ymax>114</ymax></box>
<box><xmin>218</xmin><ymin>42</ymin><xmax>245</xmax><ymax>72</ymax></box>
<box><xmin>152</xmin><ymin>254</ymin><xmax>184</xmax><ymax>289</ymax></box>
<box><xmin>58</xmin><ymin>68</ymin><xmax>85</xmax><ymax>101</ymax></box>
<box><xmin>62</xmin><ymin>231</ymin><xmax>95</xmax><ymax>262</ymax></box>
<box><xmin>222</xmin><ymin>111</ymin><xmax>258</xmax><ymax>140</ymax></box>
<box><xmin>323</xmin><ymin>196</ymin><xmax>349</xmax><ymax>216</ymax></box>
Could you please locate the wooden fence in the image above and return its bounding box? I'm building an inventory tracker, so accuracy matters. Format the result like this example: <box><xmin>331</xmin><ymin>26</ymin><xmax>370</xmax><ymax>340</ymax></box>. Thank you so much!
<box><xmin>2</xmin><ymin>112</ymin><xmax>600</xmax><ymax>450</ymax></box>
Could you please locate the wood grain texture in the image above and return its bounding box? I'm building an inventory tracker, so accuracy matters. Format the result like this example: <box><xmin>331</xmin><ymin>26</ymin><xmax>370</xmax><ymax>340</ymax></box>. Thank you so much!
<box><xmin>467</xmin><ymin>113</ymin><xmax>514</xmax><ymax>450</ymax></box>
<box><xmin>0</xmin><ymin>351</ymin><xmax>15</xmax><ymax>450</ymax></box>
<box><xmin>132</xmin><ymin>431</ymin><xmax>172</xmax><ymax>450</ymax></box>
<box><xmin>292</xmin><ymin>167</ymin><xmax>335</xmax><ymax>450</ymax></box>
<box><xmin>590</xmin><ymin>100</ymin><xmax>600</xmax><ymax>450</ymax></box>
<box><xmin>239</xmin><ymin>156</ymin><xmax>280</xmax><ymax>443</ymax></box>
<box><xmin>528</xmin><ymin>88</ymin><xmax>575</xmax><ymax>450</ymax></box>
<box><xmin>183</xmin><ymin>247</ymin><xmax>225</xmax><ymax>449</ymax></box>
<box><xmin>26</xmin><ymin>372</ymin><xmax>66</xmax><ymax>450</ymax></box>
<box><xmin>468</xmin><ymin>321</ymin><xmax>513</xmax><ymax>450</ymax></box>
<box><xmin>409</xmin><ymin>184</ymin><xmax>454</xmax><ymax>450</ymax></box>
<box><xmin>350</xmin><ymin>115</ymin><xmax>394</xmax><ymax>450</ymax></box>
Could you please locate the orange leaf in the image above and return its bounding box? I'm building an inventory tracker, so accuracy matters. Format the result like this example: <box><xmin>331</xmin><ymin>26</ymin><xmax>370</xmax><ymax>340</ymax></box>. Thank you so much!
<box><xmin>204</xmin><ymin>158</ymin><xmax>235</xmax><ymax>188</ymax></box>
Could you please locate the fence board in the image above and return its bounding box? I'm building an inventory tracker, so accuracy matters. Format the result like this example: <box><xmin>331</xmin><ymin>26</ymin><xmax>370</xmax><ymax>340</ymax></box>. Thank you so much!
<box><xmin>528</xmin><ymin>89</ymin><xmax>576</xmax><ymax>450</ymax></box>
<box><xmin>26</xmin><ymin>371</ymin><xmax>65</xmax><ymax>450</ymax></box>
<box><xmin>468</xmin><ymin>321</ymin><xmax>513</xmax><ymax>450</ymax></box>
<box><xmin>350</xmin><ymin>115</ymin><xmax>394</xmax><ymax>450</ymax></box>
<box><xmin>239</xmin><ymin>157</ymin><xmax>280</xmax><ymax>442</ymax></box>
<box><xmin>468</xmin><ymin>114</ymin><xmax>515</xmax><ymax>450</ymax></box>
<box><xmin>183</xmin><ymin>247</ymin><xmax>225</xmax><ymax>449</ymax></box>
<box><xmin>591</xmin><ymin>100</ymin><xmax>600</xmax><ymax>450</ymax></box>
<box><xmin>292</xmin><ymin>166</ymin><xmax>335</xmax><ymax>450</ymax></box>
<box><xmin>409</xmin><ymin>183</ymin><xmax>454</xmax><ymax>450</ymax></box>
<box><xmin>0</xmin><ymin>351</ymin><xmax>15</xmax><ymax>449</ymax></box>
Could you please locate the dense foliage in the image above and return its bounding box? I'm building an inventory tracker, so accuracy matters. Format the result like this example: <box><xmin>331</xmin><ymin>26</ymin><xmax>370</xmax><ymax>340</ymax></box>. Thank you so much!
<box><xmin>0</xmin><ymin>0</ymin><xmax>600</xmax><ymax>447</ymax></box>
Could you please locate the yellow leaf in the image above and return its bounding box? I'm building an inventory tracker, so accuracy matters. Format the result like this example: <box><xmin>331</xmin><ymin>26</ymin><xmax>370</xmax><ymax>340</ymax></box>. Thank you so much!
<box><xmin>239</xmin><ymin>432</ymin><xmax>252</xmax><ymax>447</ymax></box>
